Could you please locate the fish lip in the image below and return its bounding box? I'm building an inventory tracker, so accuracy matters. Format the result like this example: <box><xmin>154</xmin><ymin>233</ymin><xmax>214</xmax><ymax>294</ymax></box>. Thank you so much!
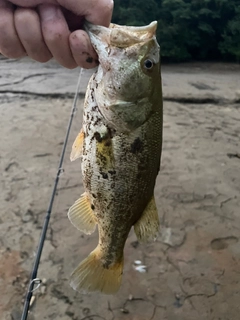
<box><xmin>110</xmin><ymin>21</ymin><xmax>157</xmax><ymax>34</ymax></box>
<box><xmin>84</xmin><ymin>21</ymin><xmax>110</xmax><ymax>48</ymax></box>
<box><xmin>84</xmin><ymin>21</ymin><xmax>108</xmax><ymax>35</ymax></box>
<box><xmin>84</xmin><ymin>21</ymin><xmax>110</xmax><ymax>70</ymax></box>
<box><xmin>84</xmin><ymin>21</ymin><xmax>158</xmax><ymax>48</ymax></box>
<box><xmin>84</xmin><ymin>20</ymin><xmax>157</xmax><ymax>34</ymax></box>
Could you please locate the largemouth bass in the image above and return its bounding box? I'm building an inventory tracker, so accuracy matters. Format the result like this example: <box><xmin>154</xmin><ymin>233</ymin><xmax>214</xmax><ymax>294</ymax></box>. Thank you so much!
<box><xmin>68</xmin><ymin>21</ymin><xmax>163</xmax><ymax>294</ymax></box>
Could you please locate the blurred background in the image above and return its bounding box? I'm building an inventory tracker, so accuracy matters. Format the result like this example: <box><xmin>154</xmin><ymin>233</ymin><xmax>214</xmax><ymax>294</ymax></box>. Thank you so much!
<box><xmin>113</xmin><ymin>0</ymin><xmax>240</xmax><ymax>63</ymax></box>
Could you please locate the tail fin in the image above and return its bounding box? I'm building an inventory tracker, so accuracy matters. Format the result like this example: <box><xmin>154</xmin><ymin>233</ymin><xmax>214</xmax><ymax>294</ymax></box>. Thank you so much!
<box><xmin>70</xmin><ymin>247</ymin><xmax>123</xmax><ymax>294</ymax></box>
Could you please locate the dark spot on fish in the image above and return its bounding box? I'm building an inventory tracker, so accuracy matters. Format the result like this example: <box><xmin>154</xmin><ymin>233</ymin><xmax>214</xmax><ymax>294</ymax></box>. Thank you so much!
<box><xmin>92</xmin><ymin>105</ymin><xmax>98</xmax><ymax>111</ymax></box>
<box><xmin>98</xmin><ymin>153</ymin><xmax>107</xmax><ymax>163</ymax></box>
<box><xmin>131</xmin><ymin>137</ymin><xmax>143</xmax><ymax>154</ymax></box>
<box><xmin>101</xmin><ymin>172</ymin><xmax>108</xmax><ymax>179</ymax></box>
<box><xmin>97</xmin><ymin>212</ymin><xmax>104</xmax><ymax>219</ymax></box>
<box><xmin>92</xmin><ymin>193</ymin><xmax>96</xmax><ymax>198</ymax></box>
<box><xmin>84</xmin><ymin>168</ymin><xmax>92</xmax><ymax>190</ymax></box>
<box><xmin>103</xmin><ymin>262</ymin><xmax>110</xmax><ymax>269</ymax></box>
<box><xmin>94</xmin><ymin>132</ymin><xmax>102</xmax><ymax>142</ymax></box>
<box><xmin>138</xmin><ymin>162</ymin><xmax>146</xmax><ymax>171</ymax></box>
<box><xmin>86</xmin><ymin>56</ymin><xmax>93</xmax><ymax>63</ymax></box>
<box><xmin>106</xmin><ymin>127</ymin><xmax>113</xmax><ymax>139</ymax></box>
<box><xmin>115</xmin><ymin>215</ymin><xmax>122</xmax><ymax>222</ymax></box>
<box><xmin>104</xmin><ymin>140</ymin><xmax>111</xmax><ymax>147</ymax></box>
<box><xmin>108</xmin><ymin>170</ymin><xmax>116</xmax><ymax>175</ymax></box>
<box><xmin>90</xmin><ymin>88</ymin><xmax>94</xmax><ymax>101</ymax></box>
<box><xmin>91</xmin><ymin>204</ymin><xmax>95</xmax><ymax>210</ymax></box>
<box><xmin>111</xmin><ymin>182</ymin><xmax>115</xmax><ymax>188</ymax></box>
<box><xmin>94</xmin><ymin>118</ymin><xmax>101</xmax><ymax>126</ymax></box>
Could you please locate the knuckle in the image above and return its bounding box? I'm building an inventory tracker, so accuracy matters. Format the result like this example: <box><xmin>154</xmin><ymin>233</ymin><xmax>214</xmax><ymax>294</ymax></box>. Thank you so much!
<box><xmin>0</xmin><ymin>20</ymin><xmax>25</xmax><ymax>58</ymax></box>
<box><xmin>0</xmin><ymin>46</ymin><xmax>25</xmax><ymax>59</ymax></box>
<box><xmin>34</xmin><ymin>54</ymin><xmax>52</xmax><ymax>63</ymax></box>
<box><xmin>0</xmin><ymin>35</ymin><xmax>25</xmax><ymax>58</ymax></box>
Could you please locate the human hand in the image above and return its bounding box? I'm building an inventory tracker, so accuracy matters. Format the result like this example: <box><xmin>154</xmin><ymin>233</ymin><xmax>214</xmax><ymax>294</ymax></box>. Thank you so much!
<box><xmin>0</xmin><ymin>0</ymin><xmax>113</xmax><ymax>68</ymax></box>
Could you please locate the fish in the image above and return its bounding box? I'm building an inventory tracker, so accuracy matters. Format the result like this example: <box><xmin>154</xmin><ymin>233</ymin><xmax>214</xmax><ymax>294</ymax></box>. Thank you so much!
<box><xmin>68</xmin><ymin>20</ymin><xmax>163</xmax><ymax>294</ymax></box>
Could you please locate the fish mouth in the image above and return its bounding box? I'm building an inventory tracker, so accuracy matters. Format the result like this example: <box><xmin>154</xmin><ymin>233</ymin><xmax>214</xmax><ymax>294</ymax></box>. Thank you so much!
<box><xmin>84</xmin><ymin>21</ymin><xmax>157</xmax><ymax>52</ymax></box>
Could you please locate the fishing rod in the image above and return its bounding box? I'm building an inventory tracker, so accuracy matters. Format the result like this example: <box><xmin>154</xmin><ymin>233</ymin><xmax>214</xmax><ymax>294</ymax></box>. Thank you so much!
<box><xmin>21</xmin><ymin>68</ymin><xmax>83</xmax><ymax>320</ymax></box>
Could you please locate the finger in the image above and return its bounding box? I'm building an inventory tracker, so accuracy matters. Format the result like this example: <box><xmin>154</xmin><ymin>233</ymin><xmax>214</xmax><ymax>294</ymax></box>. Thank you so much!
<box><xmin>84</xmin><ymin>0</ymin><xmax>114</xmax><ymax>27</ymax></box>
<box><xmin>39</xmin><ymin>4</ymin><xmax>77</xmax><ymax>69</ymax></box>
<box><xmin>14</xmin><ymin>8</ymin><xmax>52</xmax><ymax>63</ymax></box>
<box><xmin>10</xmin><ymin>0</ymin><xmax>113</xmax><ymax>27</ymax></box>
<box><xmin>70</xmin><ymin>30</ymin><xmax>98</xmax><ymax>69</ymax></box>
<box><xmin>0</xmin><ymin>0</ymin><xmax>26</xmax><ymax>58</ymax></box>
<box><xmin>9</xmin><ymin>0</ymin><xmax>57</xmax><ymax>6</ymax></box>
<box><xmin>57</xmin><ymin>0</ymin><xmax>113</xmax><ymax>26</ymax></box>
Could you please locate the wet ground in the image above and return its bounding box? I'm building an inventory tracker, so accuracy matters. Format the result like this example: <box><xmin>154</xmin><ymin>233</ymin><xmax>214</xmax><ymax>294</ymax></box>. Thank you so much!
<box><xmin>0</xmin><ymin>57</ymin><xmax>240</xmax><ymax>320</ymax></box>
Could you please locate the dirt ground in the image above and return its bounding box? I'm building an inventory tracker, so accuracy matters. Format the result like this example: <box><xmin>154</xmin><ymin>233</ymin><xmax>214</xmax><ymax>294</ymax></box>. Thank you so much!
<box><xmin>0</xmin><ymin>56</ymin><xmax>240</xmax><ymax>320</ymax></box>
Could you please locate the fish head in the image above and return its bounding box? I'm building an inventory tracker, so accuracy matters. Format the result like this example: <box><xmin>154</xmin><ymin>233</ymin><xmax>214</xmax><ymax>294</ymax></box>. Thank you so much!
<box><xmin>85</xmin><ymin>21</ymin><xmax>162</xmax><ymax>130</ymax></box>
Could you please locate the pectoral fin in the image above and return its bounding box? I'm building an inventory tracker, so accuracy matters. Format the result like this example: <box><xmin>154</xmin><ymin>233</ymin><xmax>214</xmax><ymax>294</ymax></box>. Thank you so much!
<box><xmin>70</xmin><ymin>129</ymin><xmax>84</xmax><ymax>162</ymax></box>
<box><xmin>134</xmin><ymin>196</ymin><xmax>159</xmax><ymax>243</ymax></box>
<box><xmin>68</xmin><ymin>193</ymin><xmax>96</xmax><ymax>234</ymax></box>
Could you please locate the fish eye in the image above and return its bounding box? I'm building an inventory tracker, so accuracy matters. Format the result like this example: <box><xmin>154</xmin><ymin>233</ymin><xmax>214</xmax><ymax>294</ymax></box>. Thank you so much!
<box><xmin>144</xmin><ymin>59</ymin><xmax>154</xmax><ymax>70</ymax></box>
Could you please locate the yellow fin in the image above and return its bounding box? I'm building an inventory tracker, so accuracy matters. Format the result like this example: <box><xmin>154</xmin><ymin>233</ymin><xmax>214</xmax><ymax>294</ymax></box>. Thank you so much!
<box><xmin>70</xmin><ymin>129</ymin><xmax>84</xmax><ymax>162</ymax></box>
<box><xmin>70</xmin><ymin>246</ymin><xmax>123</xmax><ymax>294</ymax></box>
<box><xmin>134</xmin><ymin>196</ymin><xmax>159</xmax><ymax>243</ymax></box>
<box><xmin>68</xmin><ymin>193</ymin><xmax>96</xmax><ymax>235</ymax></box>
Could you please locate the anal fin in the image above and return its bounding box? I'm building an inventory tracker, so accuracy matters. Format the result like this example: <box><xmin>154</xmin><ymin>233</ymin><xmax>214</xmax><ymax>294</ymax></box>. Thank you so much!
<box><xmin>134</xmin><ymin>196</ymin><xmax>159</xmax><ymax>243</ymax></box>
<box><xmin>70</xmin><ymin>129</ymin><xmax>84</xmax><ymax>162</ymax></box>
<box><xmin>68</xmin><ymin>193</ymin><xmax>96</xmax><ymax>234</ymax></box>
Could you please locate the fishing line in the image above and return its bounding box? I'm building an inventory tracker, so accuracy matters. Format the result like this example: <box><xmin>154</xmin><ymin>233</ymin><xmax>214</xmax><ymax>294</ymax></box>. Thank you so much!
<box><xmin>21</xmin><ymin>68</ymin><xmax>84</xmax><ymax>320</ymax></box>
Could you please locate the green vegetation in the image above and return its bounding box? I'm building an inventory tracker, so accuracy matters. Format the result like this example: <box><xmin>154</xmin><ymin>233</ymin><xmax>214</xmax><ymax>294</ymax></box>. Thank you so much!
<box><xmin>112</xmin><ymin>0</ymin><xmax>240</xmax><ymax>62</ymax></box>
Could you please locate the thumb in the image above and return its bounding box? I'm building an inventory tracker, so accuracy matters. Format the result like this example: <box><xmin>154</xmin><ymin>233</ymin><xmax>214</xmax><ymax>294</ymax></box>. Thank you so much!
<box><xmin>9</xmin><ymin>0</ymin><xmax>113</xmax><ymax>26</ymax></box>
<box><xmin>57</xmin><ymin>0</ymin><xmax>113</xmax><ymax>27</ymax></box>
<box><xmin>6</xmin><ymin>0</ymin><xmax>58</xmax><ymax>6</ymax></box>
